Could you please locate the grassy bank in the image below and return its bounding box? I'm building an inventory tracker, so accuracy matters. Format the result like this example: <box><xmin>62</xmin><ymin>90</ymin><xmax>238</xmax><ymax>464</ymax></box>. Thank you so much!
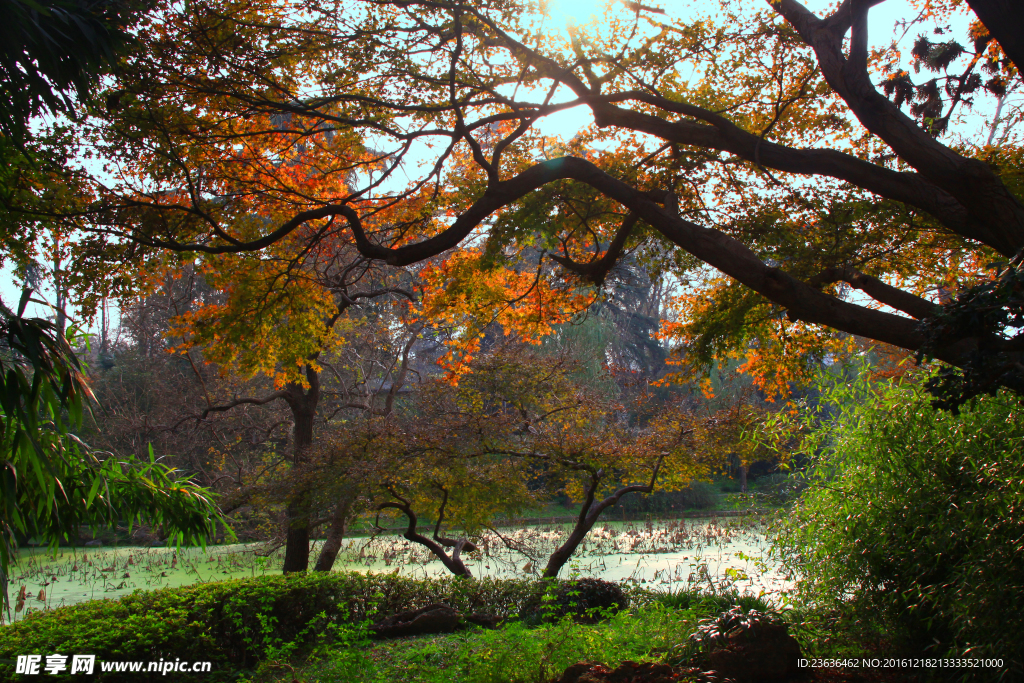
<box><xmin>0</xmin><ymin>572</ymin><xmax>767</xmax><ymax>682</ymax></box>
<box><xmin>274</xmin><ymin>602</ymin><xmax>702</xmax><ymax>683</ymax></box>
<box><xmin>4</xmin><ymin>570</ymin><xmax>1010</xmax><ymax>682</ymax></box>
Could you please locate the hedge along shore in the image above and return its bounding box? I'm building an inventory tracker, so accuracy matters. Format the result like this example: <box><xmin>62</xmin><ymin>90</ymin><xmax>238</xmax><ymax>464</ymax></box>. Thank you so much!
<box><xmin>0</xmin><ymin>572</ymin><xmax>667</xmax><ymax>682</ymax></box>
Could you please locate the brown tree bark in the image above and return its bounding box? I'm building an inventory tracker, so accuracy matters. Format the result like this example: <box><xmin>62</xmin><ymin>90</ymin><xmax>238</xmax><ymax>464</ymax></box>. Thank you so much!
<box><xmin>377</xmin><ymin>489</ymin><xmax>476</xmax><ymax>578</ymax></box>
<box><xmin>965</xmin><ymin>0</ymin><xmax>1024</xmax><ymax>76</ymax></box>
<box><xmin>542</xmin><ymin>458</ymin><xmax>664</xmax><ymax>578</ymax></box>
<box><xmin>313</xmin><ymin>495</ymin><xmax>354</xmax><ymax>572</ymax></box>
<box><xmin>281</xmin><ymin>365</ymin><xmax>320</xmax><ymax>574</ymax></box>
<box><xmin>773</xmin><ymin>0</ymin><xmax>1024</xmax><ymax>257</ymax></box>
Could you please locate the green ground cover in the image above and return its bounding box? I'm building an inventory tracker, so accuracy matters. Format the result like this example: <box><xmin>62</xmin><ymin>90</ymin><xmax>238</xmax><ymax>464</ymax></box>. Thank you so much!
<box><xmin>0</xmin><ymin>567</ymin><xmax>927</xmax><ymax>683</ymax></box>
<box><xmin>0</xmin><ymin>571</ymin><xmax>778</xmax><ymax>683</ymax></box>
<box><xmin>276</xmin><ymin>602</ymin><xmax>707</xmax><ymax>683</ymax></box>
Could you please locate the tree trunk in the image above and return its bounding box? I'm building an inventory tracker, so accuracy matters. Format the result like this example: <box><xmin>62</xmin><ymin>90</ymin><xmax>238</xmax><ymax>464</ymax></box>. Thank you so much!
<box><xmin>378</xmin><ymin>497</ymin><xmax>476</xmax><ymax>578</ymax></box>
<box><xmin>738</xmin><ymin>464</ymin><xmax>747</xmax><ymax>493</ymax></box>
<box><xmin>401</xmin><ymin>532</ymin><xmax>475</xmax><ymax>578</ymax></box>
<box><xmin>313</xmin><ymin>496</ymin><xmax>354</xmax><ymax>572</ymax></box>
<box><xmin>282</xmin><ymin>497</ymin><xmax>310</xmax><ymax>574</ymax></box>
<box><xmin>282</xmin><ymin>367</ymin><xmax>320</xmax><ymax>574</ymax></box>
<box><xmin>53</xmin><ymin>253</ymin><xmax>66</xmax><ymax>338</ymax></box>
<box><xmin>543</xmin><ymin>476</ymin><xmax>606</xmax><ymax>579</ymax></box>
<box><xmin>542</xmin><ymin>463</ymin><xmax>663</xmax><ymax>578</ymax></box>
<box><xmin>543</xmin><ymin>521</ymin><xmax>592</xmax><ymax>579</ymax></box>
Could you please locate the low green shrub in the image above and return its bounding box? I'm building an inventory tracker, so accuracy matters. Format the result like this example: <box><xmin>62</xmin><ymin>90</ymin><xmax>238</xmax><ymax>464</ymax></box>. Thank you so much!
<box><xmin>649</xmin><ymin>587</ymin><xmax>771</xmax><ymax>615</ymax></box>
<box><xmin>294</xmin><ymin>602</ymin><xmax>702</xmax><ymax>683</ymax></box>
<box><xmin>0</xmin><ymin>572</ymin><xmax>781</xmax><ymax>682</ymax></box>
<box><xmin>770</xmin><ymin>373</ymin><xmax>1024</xmax><ymax>679</ymax></box>
<box><xmin>535</xmin><ymin>578</ymin><xmax>628</xmax><ymax>624</ymax></box>
<box><xmin>0</xmin><ymin>572</ymin><xmax>553</xmax><ymax>681</ymax></box>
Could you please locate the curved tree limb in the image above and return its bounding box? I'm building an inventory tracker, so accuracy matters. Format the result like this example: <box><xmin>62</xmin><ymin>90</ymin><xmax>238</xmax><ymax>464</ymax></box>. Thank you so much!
<box><xmin>806</xmin><ymin>265</ymin><xmax>941</xmax><ymax>320</ymax></box>
<box><xmin>197</xmin><ymin>391</ymin><xmax>290</xmax><ymax>420</ymax></box>
<box><xmin>550</xmin><ymin>213</ymin><xmax>638</xmax><ymax>286</ymax></box>
<box><xmin>467</xmin><ymin>7</ymin><xmax>1019</xmax><ymax>255</ymax></box>
<box><xmin>376</xmin><ymin>487</ymin><xmax>475</xmax><ymax>578</ymax></box>
<box><xmin>964</xmin><ymin>0</ymin><xmax>1024</xmax><ymax>75</ymax></box>
<box><xmin>542</xmin><ymin>453</ymin><xmax>668</xmax><ymax>578</ymax></box>
<box><xmin>772</xmin><ymin>0</ymin><xmax>1024</xmax><ymax>256</ymax></box>
<box><xmin>324</xmin><ymin>155</ymin><xmax>1007</xmax><ymax>371</ymax></box>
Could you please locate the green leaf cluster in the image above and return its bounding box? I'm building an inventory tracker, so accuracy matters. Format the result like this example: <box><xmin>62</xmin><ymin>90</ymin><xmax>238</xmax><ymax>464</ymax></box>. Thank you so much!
<box><xmin>0</xmin><ymin>293</ymin><xmax>222</xmax><ymax>606</ymax></box>
<box><xmin>0</xmin><ymin>572</ymin><xmax>638</xmax><ymax>680</ymax></box>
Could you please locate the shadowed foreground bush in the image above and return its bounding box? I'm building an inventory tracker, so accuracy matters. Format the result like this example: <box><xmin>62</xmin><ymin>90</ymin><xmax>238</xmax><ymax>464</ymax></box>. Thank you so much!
<box><xmin>0</xmin><ymin>572</ymin><xmax>574</xmax><ymax>681</ymax></box>
<box><xmin>772</xmin><ymin>374</ymin><xmax>1024</xmax><ymax>680</ymax></box>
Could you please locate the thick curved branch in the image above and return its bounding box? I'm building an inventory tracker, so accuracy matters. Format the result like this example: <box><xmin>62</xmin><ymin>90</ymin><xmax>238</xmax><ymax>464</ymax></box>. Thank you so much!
<box><xmin>585</xmin><ymin>453</ymin><xmax>665</xmax><ymax>526</ymax></box>
<box><xmin>428</xmin><ymin>484</ymin><xmax>478</xmax><ymax>554</ymax></box>
<box><xmin>376</xmin><ymin>489</ymin><xmax>474</xmax><ymax>577</ymax></box>
<box><xmin>807</xmin><ymin>265</ymin><xmax>940</xmax><ymax>320</ymax></box>
<box><xmin>772</xmin><ymin>0</ymin><xmax>1024</xmax><ymax>256</ymax></box>
<box><xmin>132</xmin><ymin>204</ymin><xmax>357</xmax><ymax>255</ymax></box>
<box><xmin>550</xmin><ymin>213</ymin><xmax>637</xmax><ymax>286</ymax></box>
<box><xmin>542</xmin><ymin>454</ymin><xmax>667</xmax><ymax>578</ymax></box>
<box><xmin>585</xmin><ymin>92</ymin><xmax>986</xmax><ymax>247</ymax></box>
<box><xmin>963</xmin><ymin>0</ymin><xmax>1024</xmax><ymax>77</ymax></box>
<box><xmin>195</xmin><ymin>390</ymin><xmax>289</xmax><ymax>420</ymax></box>
<box><xmin>433</xmin><ymin>485</ymin><xmax>452</xmax><ymax>546</ymax></box>
<box><xmin>352</xmin><ymin>156</ymin><xmax>989</xmax><ymax>366</ymax></box>
<box><xmin>470</xmin><ymin>9</ymin><xmax>1022</xmax><ymax>255</ymax></box>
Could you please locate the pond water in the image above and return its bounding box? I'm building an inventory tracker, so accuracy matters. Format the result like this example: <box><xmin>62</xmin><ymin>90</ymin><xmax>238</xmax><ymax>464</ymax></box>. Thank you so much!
<box><xmin>5</xmin><ymin>516</ymin><xmax>789</xmax><ymax>623</ymax></box>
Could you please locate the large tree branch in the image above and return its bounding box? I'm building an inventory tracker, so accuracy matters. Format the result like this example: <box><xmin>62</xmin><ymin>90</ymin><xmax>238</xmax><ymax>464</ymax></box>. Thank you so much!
<box><xmin>195</xmin><ymin>390</ymin><xmax>290</xmax><ymax>421</ymax></box>
<box><xmin>584</xmin><ymin>454</ymin><xmax>665</xmax><ymax>529</ymax></box>
<box><xmin>550</xmin><ymin>212</ymin><xmax>637</xmax><ymax>286</ymax></box>
<box><xmin>376</xmin><ymin>488</ymin><xmax>474</xmax><ymax>577</ymax></box>
<box><xmin>376</xmin><ymin>499</ymin><xmax>452</xmax><ymax>564</ymax></box>
<box><xmin>807</xmin><ymin>265</ymin><xmax>940</xmax><ymax>320</ymax></box>
<box><xmin>469</xmin><ymin>6</ymin><xmax>1023</xmax><ymax>255</ymax></box>
<box><xmin>347</xmin><ymin>156</ymin><xmax>1000</xmax><ymax>367</ymax></box>
<box><xmin>964</xmin><ymin>0</ymin><xmax>1024</xmax><ymax>76</ymax></box>
<box><xmin>542</xmin><ymin>454</ymin><xmax>667</xmax><ymax>578</ymax></box>
<box><xmin>591</xmin><ymin>92</ymin><xmax>987</xmax><ymax>248</ymax></box>
<box><xmin>429</xmin><ymin>484</ymin><xmax>478</xmax><ymax>554</ymax></box>
<box><xmin>771</xmin><ymin>0</ymin><xmax>1024</xmax><ymax>256</ymax></box>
